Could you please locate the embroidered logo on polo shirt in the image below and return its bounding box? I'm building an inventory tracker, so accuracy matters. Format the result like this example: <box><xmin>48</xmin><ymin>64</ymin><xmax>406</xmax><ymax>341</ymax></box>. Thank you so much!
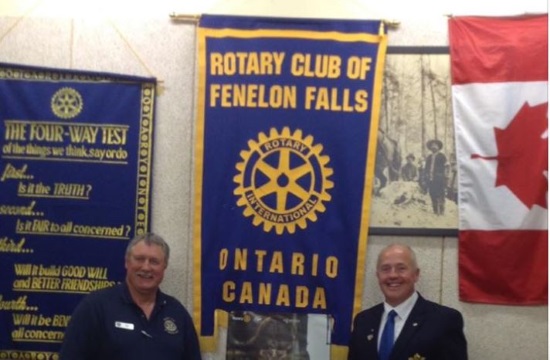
<box><xmin>163</xmin><ymin>317</ymin><xmax>178</xmax><ymax>335</ymax></box>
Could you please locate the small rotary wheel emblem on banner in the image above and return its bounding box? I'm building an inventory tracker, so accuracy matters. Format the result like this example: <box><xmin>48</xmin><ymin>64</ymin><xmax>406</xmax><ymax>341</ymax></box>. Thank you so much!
<box><xmin>233</xmin><ymin>127</ymin><xmax>334</xmax><ymax>235</ymax></box>
<box><xmin>51</xmin><ymin>87</ymin><xmax>83</xmax><ymax>119</ymax></box>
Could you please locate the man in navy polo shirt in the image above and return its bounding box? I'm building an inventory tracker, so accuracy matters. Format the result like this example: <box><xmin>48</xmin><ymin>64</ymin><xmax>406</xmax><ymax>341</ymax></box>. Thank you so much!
<box><xmin>60</xmin><ymin>233</ymin><xmax>202</xmax><ymax>360</ymax></box>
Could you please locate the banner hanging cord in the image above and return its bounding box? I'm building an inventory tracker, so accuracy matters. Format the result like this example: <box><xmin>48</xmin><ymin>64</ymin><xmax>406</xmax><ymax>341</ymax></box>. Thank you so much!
<box><xmin>0</xmin><ymin>0</ymin><xmax>44</xmax><ymax>46</ymax></box>
<box><xmin>0</xmin><ymin>2</ymin><xmax>163</xmax><ymax>92</ymax></box>
<box><xmin>107</xmin><ymin>17</ymin><xmax>164</xmax><ymax>94</ymax></box>
<box><xmin>70</xmin><ymin>19</ymin><xmax>75</xmax><ymax>69</ymax></box>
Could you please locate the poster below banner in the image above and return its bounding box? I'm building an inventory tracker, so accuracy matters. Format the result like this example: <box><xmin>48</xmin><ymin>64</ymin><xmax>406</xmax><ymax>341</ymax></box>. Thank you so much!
<box><xmin>226</xmin><ymin>312</ymin><xmax>330</xmax><ymax>360</ymax></box>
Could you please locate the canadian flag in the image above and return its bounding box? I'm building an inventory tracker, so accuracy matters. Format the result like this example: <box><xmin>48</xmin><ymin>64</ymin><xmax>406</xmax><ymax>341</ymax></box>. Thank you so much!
<box><xmin>449</xmin><ymin>15</ymin><xmax>548</xmax><ymax>304</ymax></box>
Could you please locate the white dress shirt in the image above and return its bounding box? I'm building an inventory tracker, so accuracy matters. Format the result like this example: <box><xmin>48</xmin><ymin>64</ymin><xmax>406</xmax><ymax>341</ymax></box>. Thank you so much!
<box><xmin>377</xmin><ymin>291</ymin><xmax>419</xmax><ymax>350</ymax></box>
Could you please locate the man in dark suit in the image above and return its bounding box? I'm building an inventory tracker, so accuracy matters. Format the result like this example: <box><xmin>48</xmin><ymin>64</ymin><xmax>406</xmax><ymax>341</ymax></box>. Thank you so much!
<box><xmin>348</xmin><ymin>244</ymin><xmax>468</xmax><ymax>360</ymax></box>
<box><xmin>424</xmin><ymin>139</ymin><xmax>448</xmax><ymax>215</ymax></box>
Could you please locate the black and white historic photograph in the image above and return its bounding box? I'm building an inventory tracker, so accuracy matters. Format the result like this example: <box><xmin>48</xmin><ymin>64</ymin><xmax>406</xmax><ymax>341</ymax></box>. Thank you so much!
<box><xmin>369</xmin><ymin>48</ymin><xmax>458</xmax><ymax>235</ymax></box>
<box><xmin>226</xmin><ymin>311</ymin><xmax>330</xmax><ymax>360</ymax></box>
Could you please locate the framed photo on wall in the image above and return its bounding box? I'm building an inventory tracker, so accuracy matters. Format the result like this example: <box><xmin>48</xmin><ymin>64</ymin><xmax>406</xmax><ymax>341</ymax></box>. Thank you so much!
<box><xmin>368</xmin><ymin>46</ymin><xmax>458</xmax><ymax>236</ymax></box>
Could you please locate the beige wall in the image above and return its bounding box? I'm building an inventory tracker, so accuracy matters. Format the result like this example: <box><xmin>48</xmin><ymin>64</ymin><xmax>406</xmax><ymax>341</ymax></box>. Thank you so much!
<box><xmin>0</xmin><ymin>0</ymin><xmax>547</xmax><ymax>359</ymax></box>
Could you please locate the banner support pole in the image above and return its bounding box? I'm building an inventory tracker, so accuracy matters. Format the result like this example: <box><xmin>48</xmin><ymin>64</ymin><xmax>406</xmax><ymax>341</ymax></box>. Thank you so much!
<box><xmin>169</xmin><ymin>12</ymin><xmax>400</xmax><ymax>29</ymax></box>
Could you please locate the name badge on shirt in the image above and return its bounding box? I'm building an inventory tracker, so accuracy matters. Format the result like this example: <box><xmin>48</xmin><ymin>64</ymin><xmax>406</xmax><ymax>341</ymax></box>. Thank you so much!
<box><xmin>115</xmin><ymin>321</ymin><xmax>134</xmax><ymax>330</ymax></box>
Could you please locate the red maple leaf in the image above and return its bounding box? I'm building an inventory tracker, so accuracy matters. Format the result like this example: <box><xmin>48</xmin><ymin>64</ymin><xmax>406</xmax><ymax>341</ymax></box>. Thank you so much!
<box><xmin>471</xmin><ymin>102</ymin><xmax>548</xmax><ymax>209</ymax></box>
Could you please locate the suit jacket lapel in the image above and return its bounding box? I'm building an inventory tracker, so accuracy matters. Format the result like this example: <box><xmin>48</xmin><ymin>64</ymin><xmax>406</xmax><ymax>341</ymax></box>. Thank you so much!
<box><xmin>367</xmin><ymin>305</ymin><xmax>385</xmax><ymax>357</ymax></box>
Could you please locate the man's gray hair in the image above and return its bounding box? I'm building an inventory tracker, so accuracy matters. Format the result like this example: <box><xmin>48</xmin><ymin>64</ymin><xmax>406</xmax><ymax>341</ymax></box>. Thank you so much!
<box><xmin>125</xmin><ymin>232</ymin><xmax>170</xmax><ymax>263</ymax></box>
<box><xmin>376</xmin><ymin>243</ymin><xmax>418</xmax><ymax>269</ymax></box>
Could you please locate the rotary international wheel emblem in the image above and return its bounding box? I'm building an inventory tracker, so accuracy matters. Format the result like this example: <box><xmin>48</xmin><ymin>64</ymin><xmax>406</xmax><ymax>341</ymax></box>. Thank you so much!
<box><xmin>233</xmin><ymin>127</ymin><xmax>334</xmax><ymax>235</ymax></box>
<box><xmin>51</xmin><ymin>87</ymin><xmax>83</xmax><ymax>119</ymax></box>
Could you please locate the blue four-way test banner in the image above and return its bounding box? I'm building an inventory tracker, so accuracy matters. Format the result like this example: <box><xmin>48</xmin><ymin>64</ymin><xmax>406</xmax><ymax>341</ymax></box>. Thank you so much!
<box><xmin>0</xmin><ymin>63</ymin><xmax>155</xmax><ymax>359</ymax></box>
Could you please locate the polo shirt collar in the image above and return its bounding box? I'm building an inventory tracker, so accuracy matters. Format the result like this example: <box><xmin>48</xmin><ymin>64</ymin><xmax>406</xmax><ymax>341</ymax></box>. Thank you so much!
<box><xmin>120</xmin><ymin>281</ymin><xmax>167</xmax><ymax>307</ymax></box>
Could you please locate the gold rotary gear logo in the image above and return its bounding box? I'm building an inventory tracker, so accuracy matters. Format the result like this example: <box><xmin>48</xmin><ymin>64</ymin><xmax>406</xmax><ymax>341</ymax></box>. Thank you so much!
<box><xmin>243</xmin><ymin>313</ymin><xmax>253</xmax><ymax>323</ymax></box>
<box><xmin>51</xmin><ymin>87</ymin><xmax>83</xmax><ymax>119</ymax></box>
<box><xmin>233</xmin><ymin>127</ymin><xmax>334</xmax><ymax>235</ymax></box>
<box><xmin>163</xmin><ymin>317</ymin><xmax>179</xmax><ymax>335</ymax></box>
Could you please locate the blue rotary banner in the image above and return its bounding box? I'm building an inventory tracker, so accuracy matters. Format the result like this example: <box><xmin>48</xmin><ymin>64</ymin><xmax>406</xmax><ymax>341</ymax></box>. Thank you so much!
<box><xmin>0</xmin><ymin>63</ymin><xmax>155</xmax><ymax>358</ymax></box>
<box><xmin>193</xmin><ymin>15</ymin><xmax>387</xmax><ymax>356</ymax></box>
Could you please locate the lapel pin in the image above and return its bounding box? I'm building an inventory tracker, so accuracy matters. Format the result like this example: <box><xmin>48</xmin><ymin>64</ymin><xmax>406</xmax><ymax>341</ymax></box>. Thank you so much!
<box><xmin>367</xmin><ymin>334</ymin><xmax>374</xmax><ymax>341</ymax></box>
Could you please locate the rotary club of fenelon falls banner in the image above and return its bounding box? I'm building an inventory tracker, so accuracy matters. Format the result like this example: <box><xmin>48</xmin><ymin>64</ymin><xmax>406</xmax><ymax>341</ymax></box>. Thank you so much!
<box><xmin>0</xmin><ymin>63</ymin><xmax>155</xmax><ymax>359</ymax></box>
<box><xmin>194</xmin><ymin>15</ymin><xmax>387</xmax><ymax>356</ymax></box>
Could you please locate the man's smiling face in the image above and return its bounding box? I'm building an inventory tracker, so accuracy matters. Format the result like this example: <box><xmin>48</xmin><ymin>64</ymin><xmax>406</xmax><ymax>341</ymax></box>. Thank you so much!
<box><xmin>125</xmin><ymin>241</ymin><xmax>167</xmax><ymax>295</ymax></box>
<box><xmin>376</xmin><ymin>245</ymin><xmax>419</xmax><ymax>307</ymax></box>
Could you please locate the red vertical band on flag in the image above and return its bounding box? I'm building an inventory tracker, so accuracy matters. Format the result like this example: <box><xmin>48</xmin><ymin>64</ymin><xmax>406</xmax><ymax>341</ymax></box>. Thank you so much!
<box><xmin>449</xmin><ymin>15</ymin><xmax>548</xmax><ymax>84</ymax></box>
<box><xmin>459</xmin><ymin>230</ymin><xmax>548</xmax><ymax>305</ymax></box>
<box><xmin>450</xmin><ymin>14</ymin><xmax>548</xmax><ymax>305</ymax></box>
